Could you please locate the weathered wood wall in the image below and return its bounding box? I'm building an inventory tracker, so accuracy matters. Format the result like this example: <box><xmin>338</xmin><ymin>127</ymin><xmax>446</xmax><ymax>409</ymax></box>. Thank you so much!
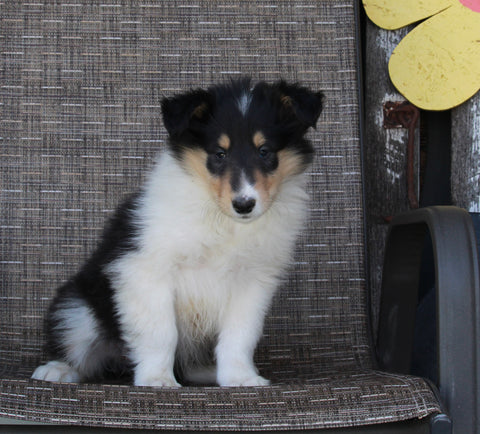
<box><xmin>452</xmin><ymin>93</ymin><xmax>480</xmax><ymax>213</ymax></box>
<box><xmin>364</xmin><ymin>20</ymin><xmax>420</xmax><ymax>339</ymax></box>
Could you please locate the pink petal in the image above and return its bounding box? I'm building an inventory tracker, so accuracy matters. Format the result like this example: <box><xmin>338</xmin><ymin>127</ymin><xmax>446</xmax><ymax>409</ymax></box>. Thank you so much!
<box><xmin>459</xmin><ymin>0</ymin><xmax>480</xmax><ymax>12</ymax></box>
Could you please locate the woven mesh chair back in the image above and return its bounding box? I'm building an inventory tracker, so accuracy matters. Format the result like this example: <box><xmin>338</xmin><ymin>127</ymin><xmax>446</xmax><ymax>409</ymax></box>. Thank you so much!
<box><xmin>0</xmin><ymin>0</ymin><xmax>368</xmax><ymax>383</ymax></box>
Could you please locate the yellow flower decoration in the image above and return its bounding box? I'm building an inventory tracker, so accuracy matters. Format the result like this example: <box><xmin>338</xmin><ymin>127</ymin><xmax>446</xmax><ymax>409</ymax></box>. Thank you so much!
<box><xmin>363</xmin><ymin>0</ymin><xmax>480</xmax><ymax>110</ymax></box>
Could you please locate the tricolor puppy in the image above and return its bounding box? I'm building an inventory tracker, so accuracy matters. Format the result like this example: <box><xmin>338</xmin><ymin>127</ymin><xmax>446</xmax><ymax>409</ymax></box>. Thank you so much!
<box><xmin>32</xmin><ymin>79</ymin><xmax>324</xmax><ymax>387</ymax></box>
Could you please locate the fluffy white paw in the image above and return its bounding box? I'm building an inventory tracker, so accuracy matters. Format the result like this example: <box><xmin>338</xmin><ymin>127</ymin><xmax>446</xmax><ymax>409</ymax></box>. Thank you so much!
<box><xmin>31</xmin><ymin>361</ymin><xmax>81</xmax><ymax>383</ymax></box>
<box><xmin>218</xmin><ymin>372</ymin><xmax>270</xmax><ymax>387</ymax></box>
<box><xmin>134</xmin><ymin>372</ymin><xmax>181</xmax><ymax>388</ymax></box>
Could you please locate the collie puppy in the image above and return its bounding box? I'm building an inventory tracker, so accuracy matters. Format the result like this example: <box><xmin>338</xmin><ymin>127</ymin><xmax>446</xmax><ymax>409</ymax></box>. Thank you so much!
<box><xmin>32</xmin><ymin>79</ymin><xmax>323</xmax><ymax>387</ymax></box>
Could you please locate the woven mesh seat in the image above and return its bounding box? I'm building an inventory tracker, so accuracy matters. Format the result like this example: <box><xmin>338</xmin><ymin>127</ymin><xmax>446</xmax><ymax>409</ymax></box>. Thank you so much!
<box><xmin>0</xmin><ymin>0</ymin><xmax>442</xmax><ymax>430</ymax></box>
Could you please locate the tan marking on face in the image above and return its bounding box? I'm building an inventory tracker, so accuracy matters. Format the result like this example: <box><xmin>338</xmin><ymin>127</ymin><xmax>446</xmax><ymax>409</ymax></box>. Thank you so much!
<box><xmin>182</xmin><ymin>148</ymin><xmax>210</xmax><ymax>183</ymax></box>
<box><xmin>192</xmin><ymin>102</ymin><xmax>208</xmax><ymax>119</ymax></box>
<box><xmin>277</xmin><ymin>149</ymin><xmax>307</xmax><ymax>179</ymax></box>
<box><xmin>280</xmin><ymin>95</ymin><xmax>293</xmax><ymax>108</ymax></box>
<box><xmin>210</xmin><ymin>172</ymin><xmax>234</xmax><ymax>217</ymax></box>
<box><xmin>253</xmin><ymin>149</ymin><xmax>306</xmax><ymax>208</ymax></box>
<box><xmin>182</xmin><ymin>148</ymin><xmax>234</xmax><ymax>217</ymax></box>
<box><xmin>252</xmin><ymin>131</ymin><xmax>266</xmax><ymax>149</ymax></box>
<box><xmin>218</xmin><ymin>133</ymin><xmax>231</xmax><ymax>150</ymax></box>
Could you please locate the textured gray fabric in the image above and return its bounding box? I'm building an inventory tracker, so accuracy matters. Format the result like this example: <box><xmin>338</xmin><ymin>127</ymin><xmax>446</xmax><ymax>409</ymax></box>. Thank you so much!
<box><xmin>0</xmin><ymin>0</ymin><xmax>441</xmax><ymax>429</ymax></box>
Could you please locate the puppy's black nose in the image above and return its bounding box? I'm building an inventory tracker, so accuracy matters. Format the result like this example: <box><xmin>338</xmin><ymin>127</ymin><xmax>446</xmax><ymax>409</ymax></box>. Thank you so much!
<box><xmin>232</xmin><ymin>197</ymin><xmax>256</xmax><ymax>215</ymax></box>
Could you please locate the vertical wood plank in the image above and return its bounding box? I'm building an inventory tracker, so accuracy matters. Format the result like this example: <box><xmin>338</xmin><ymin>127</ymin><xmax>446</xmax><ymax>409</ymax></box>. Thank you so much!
<box><xmin>451</xmin><ymin>93</ymin><xmax>480</xmax><ymax>213</ymax></box>
<box><xmin>364</xmin><ymin>19</ymin><xmax>420</xmax><ymax>339</ymax></box>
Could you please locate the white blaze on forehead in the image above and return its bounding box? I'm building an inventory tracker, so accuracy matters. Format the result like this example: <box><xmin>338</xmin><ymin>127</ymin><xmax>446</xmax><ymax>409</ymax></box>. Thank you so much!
<box><xmin>237</xmin><ymin>91</ymin><xmax>253</xmax><ymax>116</ymax></box>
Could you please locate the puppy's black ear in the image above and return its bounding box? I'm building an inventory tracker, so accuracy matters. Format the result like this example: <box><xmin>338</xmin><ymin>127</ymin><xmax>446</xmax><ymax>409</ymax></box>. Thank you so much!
<box><xmin>161</xmin><ymin>89</ymin><xmax>213</xmax><ymax>139</ymax></box>
<box><xmin>276</xmin><ymin>81</ymin><xmax>324</xmax><ymax>130</ymax></box>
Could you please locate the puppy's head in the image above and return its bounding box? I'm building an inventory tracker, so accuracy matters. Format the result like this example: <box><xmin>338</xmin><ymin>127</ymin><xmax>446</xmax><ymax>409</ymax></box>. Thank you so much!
<box><xmin>161</xmin><ymin>78</ymin><xmax>324</xmax><ymax>222</ymax></box>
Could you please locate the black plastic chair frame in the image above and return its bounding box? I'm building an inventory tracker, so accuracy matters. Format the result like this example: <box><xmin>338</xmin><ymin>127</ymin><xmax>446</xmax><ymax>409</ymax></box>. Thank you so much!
<box><xmin>377</xmin><ymin>206</ymin><xmax>480</xmax><ymax>433</ymax></box>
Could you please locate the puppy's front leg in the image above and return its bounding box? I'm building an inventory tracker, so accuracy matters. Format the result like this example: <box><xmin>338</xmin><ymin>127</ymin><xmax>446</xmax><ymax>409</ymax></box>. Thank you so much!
<box><xmin>131</xmin><ymin>309</ymin><xmax>180</xmax><ymax>388</ymax></box>
<box><xmin>109</xmin><ymin>256</ymin><xmax>180</xmax><ymax>387</ymax></box>
<box><xmin>125</xmin><ymin>293</ymin><xmax>180</xmax><ymax>387</ymax></box>
<box><xmin>216</xmin><ymin>286</ymin><xmax>274</xmax><ymax>387</ymax></box>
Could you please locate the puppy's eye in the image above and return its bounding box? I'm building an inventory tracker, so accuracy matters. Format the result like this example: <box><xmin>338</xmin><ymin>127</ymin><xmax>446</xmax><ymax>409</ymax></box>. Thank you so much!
<box><xmin>215</xmin><ymin>149</ymin><xmax>227</xmax><ymax>159</ymax></box>
<box><xmin>258</xmin><ymin>146</ymin><xmax>270</xmax><ymax>158</ymax></box>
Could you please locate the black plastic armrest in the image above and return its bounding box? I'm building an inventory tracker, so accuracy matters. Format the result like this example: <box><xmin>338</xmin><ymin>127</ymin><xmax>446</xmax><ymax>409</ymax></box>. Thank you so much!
<box><xmin>376</xmin><ymin>206</ymin><xmax>479</xmax><ymax>432</ymax></box>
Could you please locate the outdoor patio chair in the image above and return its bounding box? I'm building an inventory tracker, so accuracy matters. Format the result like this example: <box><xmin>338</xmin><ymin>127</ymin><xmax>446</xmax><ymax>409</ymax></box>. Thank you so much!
<box><xmin>1</xmin><ymin>0</ymin><xmax>478</xmax><ymax>432</ymax></box>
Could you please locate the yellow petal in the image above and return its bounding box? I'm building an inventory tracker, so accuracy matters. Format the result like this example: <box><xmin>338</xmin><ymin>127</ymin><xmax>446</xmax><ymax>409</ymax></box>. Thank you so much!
<box><xmin>363</xmin><ymin>0</ymin><xmax>454</xmax><ymax>30</ymax></box>
<box><xmin>389</xmin><ymin>3</ymin><xmax>480</xmax><ymax>110</ymax></box>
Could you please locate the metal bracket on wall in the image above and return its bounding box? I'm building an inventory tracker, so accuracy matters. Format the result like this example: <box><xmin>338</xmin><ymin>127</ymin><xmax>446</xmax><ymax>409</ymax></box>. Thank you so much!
<box><xmin>383</xmin><ymin>101</ymin><xmax>420</xmax><ymax>210</ymax></box>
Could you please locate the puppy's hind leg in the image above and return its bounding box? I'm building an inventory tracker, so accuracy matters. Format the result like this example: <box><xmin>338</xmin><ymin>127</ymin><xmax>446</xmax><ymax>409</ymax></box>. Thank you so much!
<box><xmin>32</xmin><ymin>297</ymin><xmax>107</xmax><ymax>383</ymax></box>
